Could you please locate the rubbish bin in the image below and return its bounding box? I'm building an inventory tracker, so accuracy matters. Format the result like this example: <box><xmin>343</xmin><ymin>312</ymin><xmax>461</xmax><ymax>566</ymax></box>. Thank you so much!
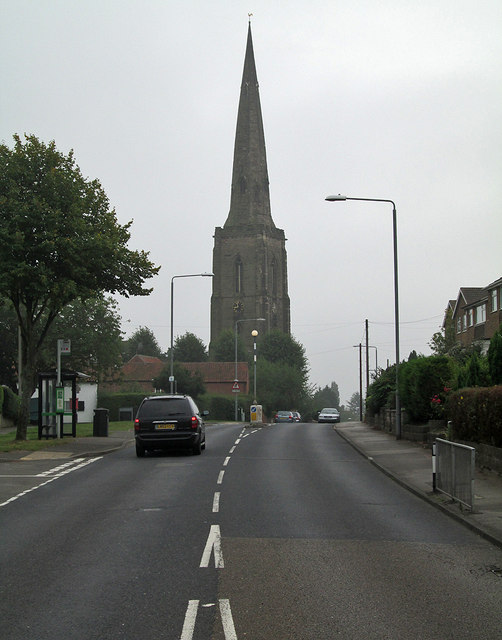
<box><xmin>93</xmin><ymin>408</ymin><xmax>109</xmax><ymax>437</ymax></box>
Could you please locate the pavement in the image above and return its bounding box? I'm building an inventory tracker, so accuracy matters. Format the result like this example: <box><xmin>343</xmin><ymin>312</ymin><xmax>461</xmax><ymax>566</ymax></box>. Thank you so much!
<box><xmin>1</xmin><ymin>421</ymin><xmax>502</xmax><ymax>549</ymax></box>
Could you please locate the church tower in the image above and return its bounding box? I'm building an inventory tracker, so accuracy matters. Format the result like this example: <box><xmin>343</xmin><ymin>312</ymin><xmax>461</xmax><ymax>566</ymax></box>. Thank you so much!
<box><xmin>210</xmin><ymin>23</ymin><xmax>290</xmax><ymax>348</ymax></box>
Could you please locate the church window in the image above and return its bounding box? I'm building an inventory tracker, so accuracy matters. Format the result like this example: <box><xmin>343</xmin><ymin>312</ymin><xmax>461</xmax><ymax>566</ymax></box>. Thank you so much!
<box><xmin>271</xmin><ymin>258</ymin><xmax>277</xmax><ymax>295</ymax></box>
<box><xmin>235</xmin><ymin>258</ymin><xmax>243</xmax><ymax>293</ymax></box>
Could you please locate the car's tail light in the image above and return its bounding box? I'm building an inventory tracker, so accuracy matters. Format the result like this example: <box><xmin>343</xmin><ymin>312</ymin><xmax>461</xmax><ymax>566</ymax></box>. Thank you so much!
<box><xmin>191</xmin><ymin>416</ymin><xmax>198</xmax><ymax>429</ymax></box>
<box><xmin>134</xmin><ymin>418</ymin><xmax>140</xmax><ymax>432</ymax></box>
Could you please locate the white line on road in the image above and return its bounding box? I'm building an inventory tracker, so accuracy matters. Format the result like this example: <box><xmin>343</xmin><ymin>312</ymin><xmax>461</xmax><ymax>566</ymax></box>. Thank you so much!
<box><xmin>223</xmin><ymin>456</ymin><xmax>231</xmax><ymax>466</ymax></box>
<box><xmin>0</xmin><ymin>457</ymin><xmax>103</xmax><ymax>508</ymax></box>
<box><xmin>36</xmin><ymin>458</ymin><xmax>86</xmax><ymax>477</ymax></box>
<box><xmin>212</xmin><ymin>492</ymin><xmax>220</xmax><ymax>513</ymax></box>
<box><xmin>229</xmin><ymin>446</ymin><xmax>236</xmax><ymax>454</ymax></box>
<box><xmin>219</xmin><ymin>599</ymin><xmax>238</xmax><ymax>640</ymax></box>
<box><xmin>180</xmin><ymin>600</ymin><xmax>238</xmax><ymax>639</ymax></box>
<box><xmin>217</xmin><ymin>470</ymin><xmax>225</xmax><ymax>484</ymax></box>
<box><xmin>200</xmin><ymin>524</ymin><xmax>224</xmax><ymax>568</ymax></box>
<box><xmin>180</xmin><ymin>600</ymin><xmax>199</xmax><ymax>640</ymax></box>
<box><xmin>234</xmin><ymin>438</ymin><xmax>241</xmax><ymax>445</ymax></box>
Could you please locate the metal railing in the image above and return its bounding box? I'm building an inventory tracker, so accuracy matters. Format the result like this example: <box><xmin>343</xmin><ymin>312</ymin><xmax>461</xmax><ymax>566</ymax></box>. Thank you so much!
<box><xmin>433</xmin><ymin>438</ymin><xmax>475</xmax><ymax>510</ymax></box>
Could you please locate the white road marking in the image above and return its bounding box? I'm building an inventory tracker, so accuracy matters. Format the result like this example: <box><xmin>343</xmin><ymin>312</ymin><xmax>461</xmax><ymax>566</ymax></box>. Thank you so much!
<box><xmin>0</xmin><ymin>457</ymin><xmax>103</xmax><ymax>508</ymax></box>
<box><xmin>223</xmin><ymin>456</ymin><xmax>231</xmax><ymax>466</ymax></box>
<box><xmin>234</xmin><ymin>438</ymin><xmax>241</xmax><ymax>445</ymax></box>
<box><xmin>212</xmin><ymin>492</ymin><xmax>220</xmax><ymax>513</ymax></box>
<box><xmin>200</xmin><ymin>524</ymin><xmax>224</xmax><ymax>568</ymax></box>
<box><xmin>219</xmin><ymin>599</ymin><xmax>238</xmax><ymax>640</ymax></box>
<box><xmin>180</xmin><ymin>599</ymin><xmax>238</xmax><ymax>639</ymax></box>
<box><xmin>36</xmin><ymin>458</ymin><xmax>86</xmax><ymax>477</ymax></box>
<box><xmin>229</xmin><ymin>446</ymin><xmax>236</xmax><ymax>454</ymax></box>
<box><xmin>180</xmin><ymin>600</ymin><xmax>199</xmax><ymax>640</ymax></box>
<box><xmin>217</xmin><ymin>470</ymin><xmax>225</xmax><ymax>484</ymax></box>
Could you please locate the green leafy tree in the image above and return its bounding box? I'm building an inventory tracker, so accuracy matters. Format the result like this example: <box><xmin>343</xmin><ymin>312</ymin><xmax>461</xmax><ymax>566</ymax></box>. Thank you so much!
<box><xmin>312</xmin><ymin>382</ymin><xmax>340</xmax><ymax>411</ymax></box>
<box><xmin>488</xmin><ymin>324</ymin><xmax>502</xmax><ymax>384</ymax></box>
<box><xmin>154</xmin><ymin>362</ymin><xmax>205</xmax><ymax>399</ymax></box>
<box><xmin>41</xmin><ymin>296</ymin><xmax>124</xmax><ymax>381</ymax></box>
<box><xmin>0</xmin><ymin>134</ymin><xmax>159</xmax><ymax>439</ymax></box>
<box><xmin>429</xmin><ymin>307</ymin><xmax>456</xmax><ymax>356</ymax></box>
<box><xmin>0</xmin><ymin>300</ymin><xmax>18</xmax><ymax>390</ymax></box>
<box><xmin>256</xmin><ymin>358</ymin><xmax>308</xmax><ymax>416</ymax></box>
<box><xmin>209</xmin><ymin>329</ymin><xmax>247</xmax><ymax>362</ymax></box>
<box><xmin>346</xmin><ymin>391</ymin><xmax>361</xmax><ymax>419</ymax></box>
<box><xmin>260</xmin><ymin>330</ymin><xmax>309</xmax><ymax>382</ymax></box>
<box><xmin>123</xmin><ymin>326</ymin><xmax>163</xmax><ymax>362</ymax></box>
<box><xmin>173</xmin><ymin>332</ymin><xmax>207</xmax><ymax>362</ymax></box>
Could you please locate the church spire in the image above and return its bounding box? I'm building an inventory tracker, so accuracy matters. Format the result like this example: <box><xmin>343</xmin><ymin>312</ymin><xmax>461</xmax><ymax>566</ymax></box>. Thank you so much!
<box><xmin>224</xmin><ymin>22</ymin><xmax>275</xmax><ymax>229</ymax></box>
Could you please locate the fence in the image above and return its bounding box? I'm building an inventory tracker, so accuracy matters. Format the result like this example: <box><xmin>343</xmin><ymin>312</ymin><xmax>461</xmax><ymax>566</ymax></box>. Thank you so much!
<box><xmin>433</xmin><ymin>438</ymin><xmax>475</xmax><ymax>510</ymax></box>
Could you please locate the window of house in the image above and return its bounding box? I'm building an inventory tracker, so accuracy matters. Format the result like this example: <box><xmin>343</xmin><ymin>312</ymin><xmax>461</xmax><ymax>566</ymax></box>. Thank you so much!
<box><xmin>462</xmin><ymin>314</ymin><xmax>467</xmax><ymax>331</ymax></box>
<box><xmin>476</xmin><ymin>303</ymin><xmax>486</xmax><ymax>324</ymax></box>
<box><xmin>468</xmin><ymin>309</ymin><xmax>474</xmax><ymax>327</ymax></box>
<box><xmin>456</xmin><ymin>318</ymin><xmax>462</xmax><ymax>334</ymax></box>
<box><xmin>492</xmin><ymin>289</ymin><xmax>498</xmax><ymax>313</ymax></box>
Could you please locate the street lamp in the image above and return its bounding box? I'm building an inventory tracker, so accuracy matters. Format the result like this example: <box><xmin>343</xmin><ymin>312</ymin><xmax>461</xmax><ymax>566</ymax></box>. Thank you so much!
<box><xmin>326</xmin><ymin>194</ymin><xmax>401</xmax><ymax>438</ymax></box>
<box><xmin>170</xmin><ymin>272</ymin><xmax>213</xmax><ymax>394</ymax></box>
<box><xmin>251</xmin><ymin>329</ymin><xmax>258</xmax><ymax>404</ymax></box>
<box><xmin>234</xmin><ymin>317</ymin><xmax>265</xmax><ymax>420</ymax></box>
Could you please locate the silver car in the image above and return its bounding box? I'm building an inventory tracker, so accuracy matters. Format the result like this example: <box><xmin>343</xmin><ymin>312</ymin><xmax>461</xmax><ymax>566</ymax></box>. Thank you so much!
<box><xmin>318</xmin><ymin>407</ymin><xmax>340</xmax><ymax>423</ymax></box>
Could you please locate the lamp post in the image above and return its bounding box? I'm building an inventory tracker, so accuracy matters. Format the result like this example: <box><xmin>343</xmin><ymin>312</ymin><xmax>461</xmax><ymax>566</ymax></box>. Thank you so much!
<box><xmin>326</xmin><ymin>194</ymin><xmax>401</xmax><ymax>438</ymax></box>
<box><xmin>170</xmin><ymin>272</ymin><xmax>213</xmax><ymax>394</ymax></box>
<box><xmin>234</xmin><ymin>317</ymin><xmax>265</xmax><ymax>420</ymax></box>
<box><xmin>251</xmin><ymin>329</ymin><xmax>258</xmax><ymax>404</ymax></box>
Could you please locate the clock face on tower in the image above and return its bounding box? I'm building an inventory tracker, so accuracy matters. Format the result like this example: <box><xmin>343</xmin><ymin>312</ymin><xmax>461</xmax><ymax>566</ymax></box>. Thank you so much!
<box><xmin>233</xmin><ymin>300</ymin><xmax>244</xmax><ymax>314</ymax></box>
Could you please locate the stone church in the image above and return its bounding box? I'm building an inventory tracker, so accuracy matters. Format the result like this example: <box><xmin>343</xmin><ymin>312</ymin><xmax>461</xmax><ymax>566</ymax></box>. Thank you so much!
<box><xmin>210</xmin><ymin>23</ymin><xmax>290</xmax><ymax>349</ymax></box>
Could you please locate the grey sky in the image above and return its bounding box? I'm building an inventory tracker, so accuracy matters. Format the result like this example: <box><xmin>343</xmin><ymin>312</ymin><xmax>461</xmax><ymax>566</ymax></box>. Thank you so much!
<box><xmin>2</xmin><ymin>0</ymin><xmax>501</xmax><ymax>404</ymax></box>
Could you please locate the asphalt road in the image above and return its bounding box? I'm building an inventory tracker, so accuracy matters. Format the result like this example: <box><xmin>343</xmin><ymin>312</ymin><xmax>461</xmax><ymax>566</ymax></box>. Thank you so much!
<box><xmin>1</xmin><ymin>423</ymin><xmax>502</xmax><ymax>639</ymax></box>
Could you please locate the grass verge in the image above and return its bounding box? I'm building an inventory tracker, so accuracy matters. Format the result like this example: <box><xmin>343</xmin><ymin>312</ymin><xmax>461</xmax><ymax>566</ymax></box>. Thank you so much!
<box><xmin>0</xmin><ymin>421</ymin><xmax>134</xmax><ymax>453</ymax></box>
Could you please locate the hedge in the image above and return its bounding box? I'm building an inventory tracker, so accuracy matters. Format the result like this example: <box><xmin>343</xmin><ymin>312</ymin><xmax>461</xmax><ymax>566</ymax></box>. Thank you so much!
<box><xmin>1</xmin><ymin>385</ymin><xmax>20</xmax><ymax>421</ymax></box>
<box><xmin>97</xmin><ymin>391</ymin><xmax>250</xmax><ymax>422</ymax></box>
<box><xmin>446</xmin><ymin>385</ymin><xmax>502</xmax><ymax>447</ymax></box>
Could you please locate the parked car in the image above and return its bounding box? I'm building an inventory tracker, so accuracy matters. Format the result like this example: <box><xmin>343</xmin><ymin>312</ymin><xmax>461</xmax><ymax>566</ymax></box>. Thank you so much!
<box><xmin>274</xmin><ymin>410</ymin><xmax>295</xmax><ymax>423</ymax></box>
<box><xmin>317</xmin><ymin>407</ymin><xmax>340</xmax><ymax>423</ymax></box>
<box><xmin>134</xmin><ymin>395</ymin><xmax>208</xmax><ymax>457</ymax></box>
<box><xmin>291</xmin><ymin>411</ymin><xmax>301</xmax><ymax>422</ymax></box>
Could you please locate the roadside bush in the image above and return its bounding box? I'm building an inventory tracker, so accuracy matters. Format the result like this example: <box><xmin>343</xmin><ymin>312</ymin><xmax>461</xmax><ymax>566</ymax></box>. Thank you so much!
<box><xmin>97</xmin><ymin>391</ymin><xmax>150</xmax><ymax>421</ymax></box>
<box><xmin>398</xmin><ymin>355</ymin><xmax>454</xmax><ymax>423</ymax></box>
<box><xmin>446</xmin><ymin>385</ymin><xmax>502</xmax><ymax>447</ymax></box>
<box><xmin>199</xmin><ymin>394</ymin><xmax>251</xmax><ymax>421</ymax></box>
<box><xmin>2</xmin><ymin>385</ymin><xmax>20</xmax><ymax>421</ymax></box>
<box><xmin>366</xmin><ymin>365</ymin><xmax>396</xmax><ymax>417</ymax></box>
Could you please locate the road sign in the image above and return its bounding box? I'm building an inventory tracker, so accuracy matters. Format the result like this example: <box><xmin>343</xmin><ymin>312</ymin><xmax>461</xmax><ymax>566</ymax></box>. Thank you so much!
<box><xmin>232</xmin><ymin>381</ymin><xmax>240</xmax><ymax>393</ymax></box>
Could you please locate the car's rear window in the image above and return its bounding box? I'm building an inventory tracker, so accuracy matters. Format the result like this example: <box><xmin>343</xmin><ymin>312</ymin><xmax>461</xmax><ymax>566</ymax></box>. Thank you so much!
<box><xmin>139</xmin><ymin>398</ymin><xmax>189</xmax><ymax>419</ymax></box>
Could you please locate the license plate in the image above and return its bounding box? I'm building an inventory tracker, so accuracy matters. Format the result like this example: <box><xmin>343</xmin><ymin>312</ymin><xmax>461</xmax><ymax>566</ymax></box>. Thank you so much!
<box><xmin>155</xmin><ymin>423</ymin><xmax>176</xmax><ymax>430</ymax></box>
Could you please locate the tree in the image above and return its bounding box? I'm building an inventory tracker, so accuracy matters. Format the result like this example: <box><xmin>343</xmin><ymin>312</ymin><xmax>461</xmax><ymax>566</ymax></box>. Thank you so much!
<box><xmin>488</xmin><ymin>324</ymin><xmax>502</xmax><ymax>385</ymax></box>
<box><xmin>256</xmin><ymin>358</ymin><xmax>308</xmax><ymax>416</ymax></box>
<box><xmin>346</xmin><ymin>392</ymin><xmax>361</xmax><ymax>418</ymax></box>
<box><xmin>312</xmin><ymin>382</ymin><xmax>340</xmax><ymax>415</ymax></box>
<box><xmin>173</xmin><ymin>332</ymin><xmax>207</xmax><ymax>362</ymax></box>
<box><xmin>0</xmin><ymin>134</ymin><xmax>159</xmax><ymax>439</ymax></box>
<box><xmin>154</xmin><ymin>363</ymin><xmax>205</xmax><ymax>399</ymax></box>
<box><xmin>41</xmin><ymin>296</ymin><xmax>124</xmax><ymax>381</ymax></box>
<box><xmin>260</xmin><ymin>330</ymin><xmax>309</xmax><ymax>382</ymax></box>
<box><xmin>0</xmin><ymin>300</ymin><xmax>18</xmax><ymax>390</ymax></box>
<box><xmin>429</xmin><ymin>307</ymin><xmax>456</xmax><ymax>356</ymax></box>
<box><xmin>123</xmin><ymin>326</ymin><xmax>163</xmax><ymax>362</ymax></box>
<box><xmin>209</xmin><ymin>329</ymin><xmax>247</xmax><ymax>363</ymax></box>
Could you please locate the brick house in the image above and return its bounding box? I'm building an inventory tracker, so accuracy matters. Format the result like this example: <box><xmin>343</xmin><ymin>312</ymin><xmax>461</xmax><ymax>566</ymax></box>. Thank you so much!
<box><xmin>101</xmin><ymin>354</ymin><xmax>249</xmax><ymax>396</ymax></box>
<box><xmin>447</xmin><ymin>277</ymin><xmax>502</xmax><ymax>353</ymax></box>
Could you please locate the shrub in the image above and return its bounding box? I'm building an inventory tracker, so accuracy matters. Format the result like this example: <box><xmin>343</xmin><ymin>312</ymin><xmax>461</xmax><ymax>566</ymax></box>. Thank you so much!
<box><xmin>398</xmin><ymin>355</ymin><xmax>454</xmax><ymax>423</ymax></box>
<box><xmin>2</xmin><ymin>385</ymin><xmax>20</xmax><ymax>421</ymax></box>
<box><xmin>97</xmin><ymin>391</ymin><xmax>151</xmax><ymax>421</ymax></box>
<box><xmin>446</xmin><ymin>385</ymin><xmax>502</xmax><ymax>447</ymax></box>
